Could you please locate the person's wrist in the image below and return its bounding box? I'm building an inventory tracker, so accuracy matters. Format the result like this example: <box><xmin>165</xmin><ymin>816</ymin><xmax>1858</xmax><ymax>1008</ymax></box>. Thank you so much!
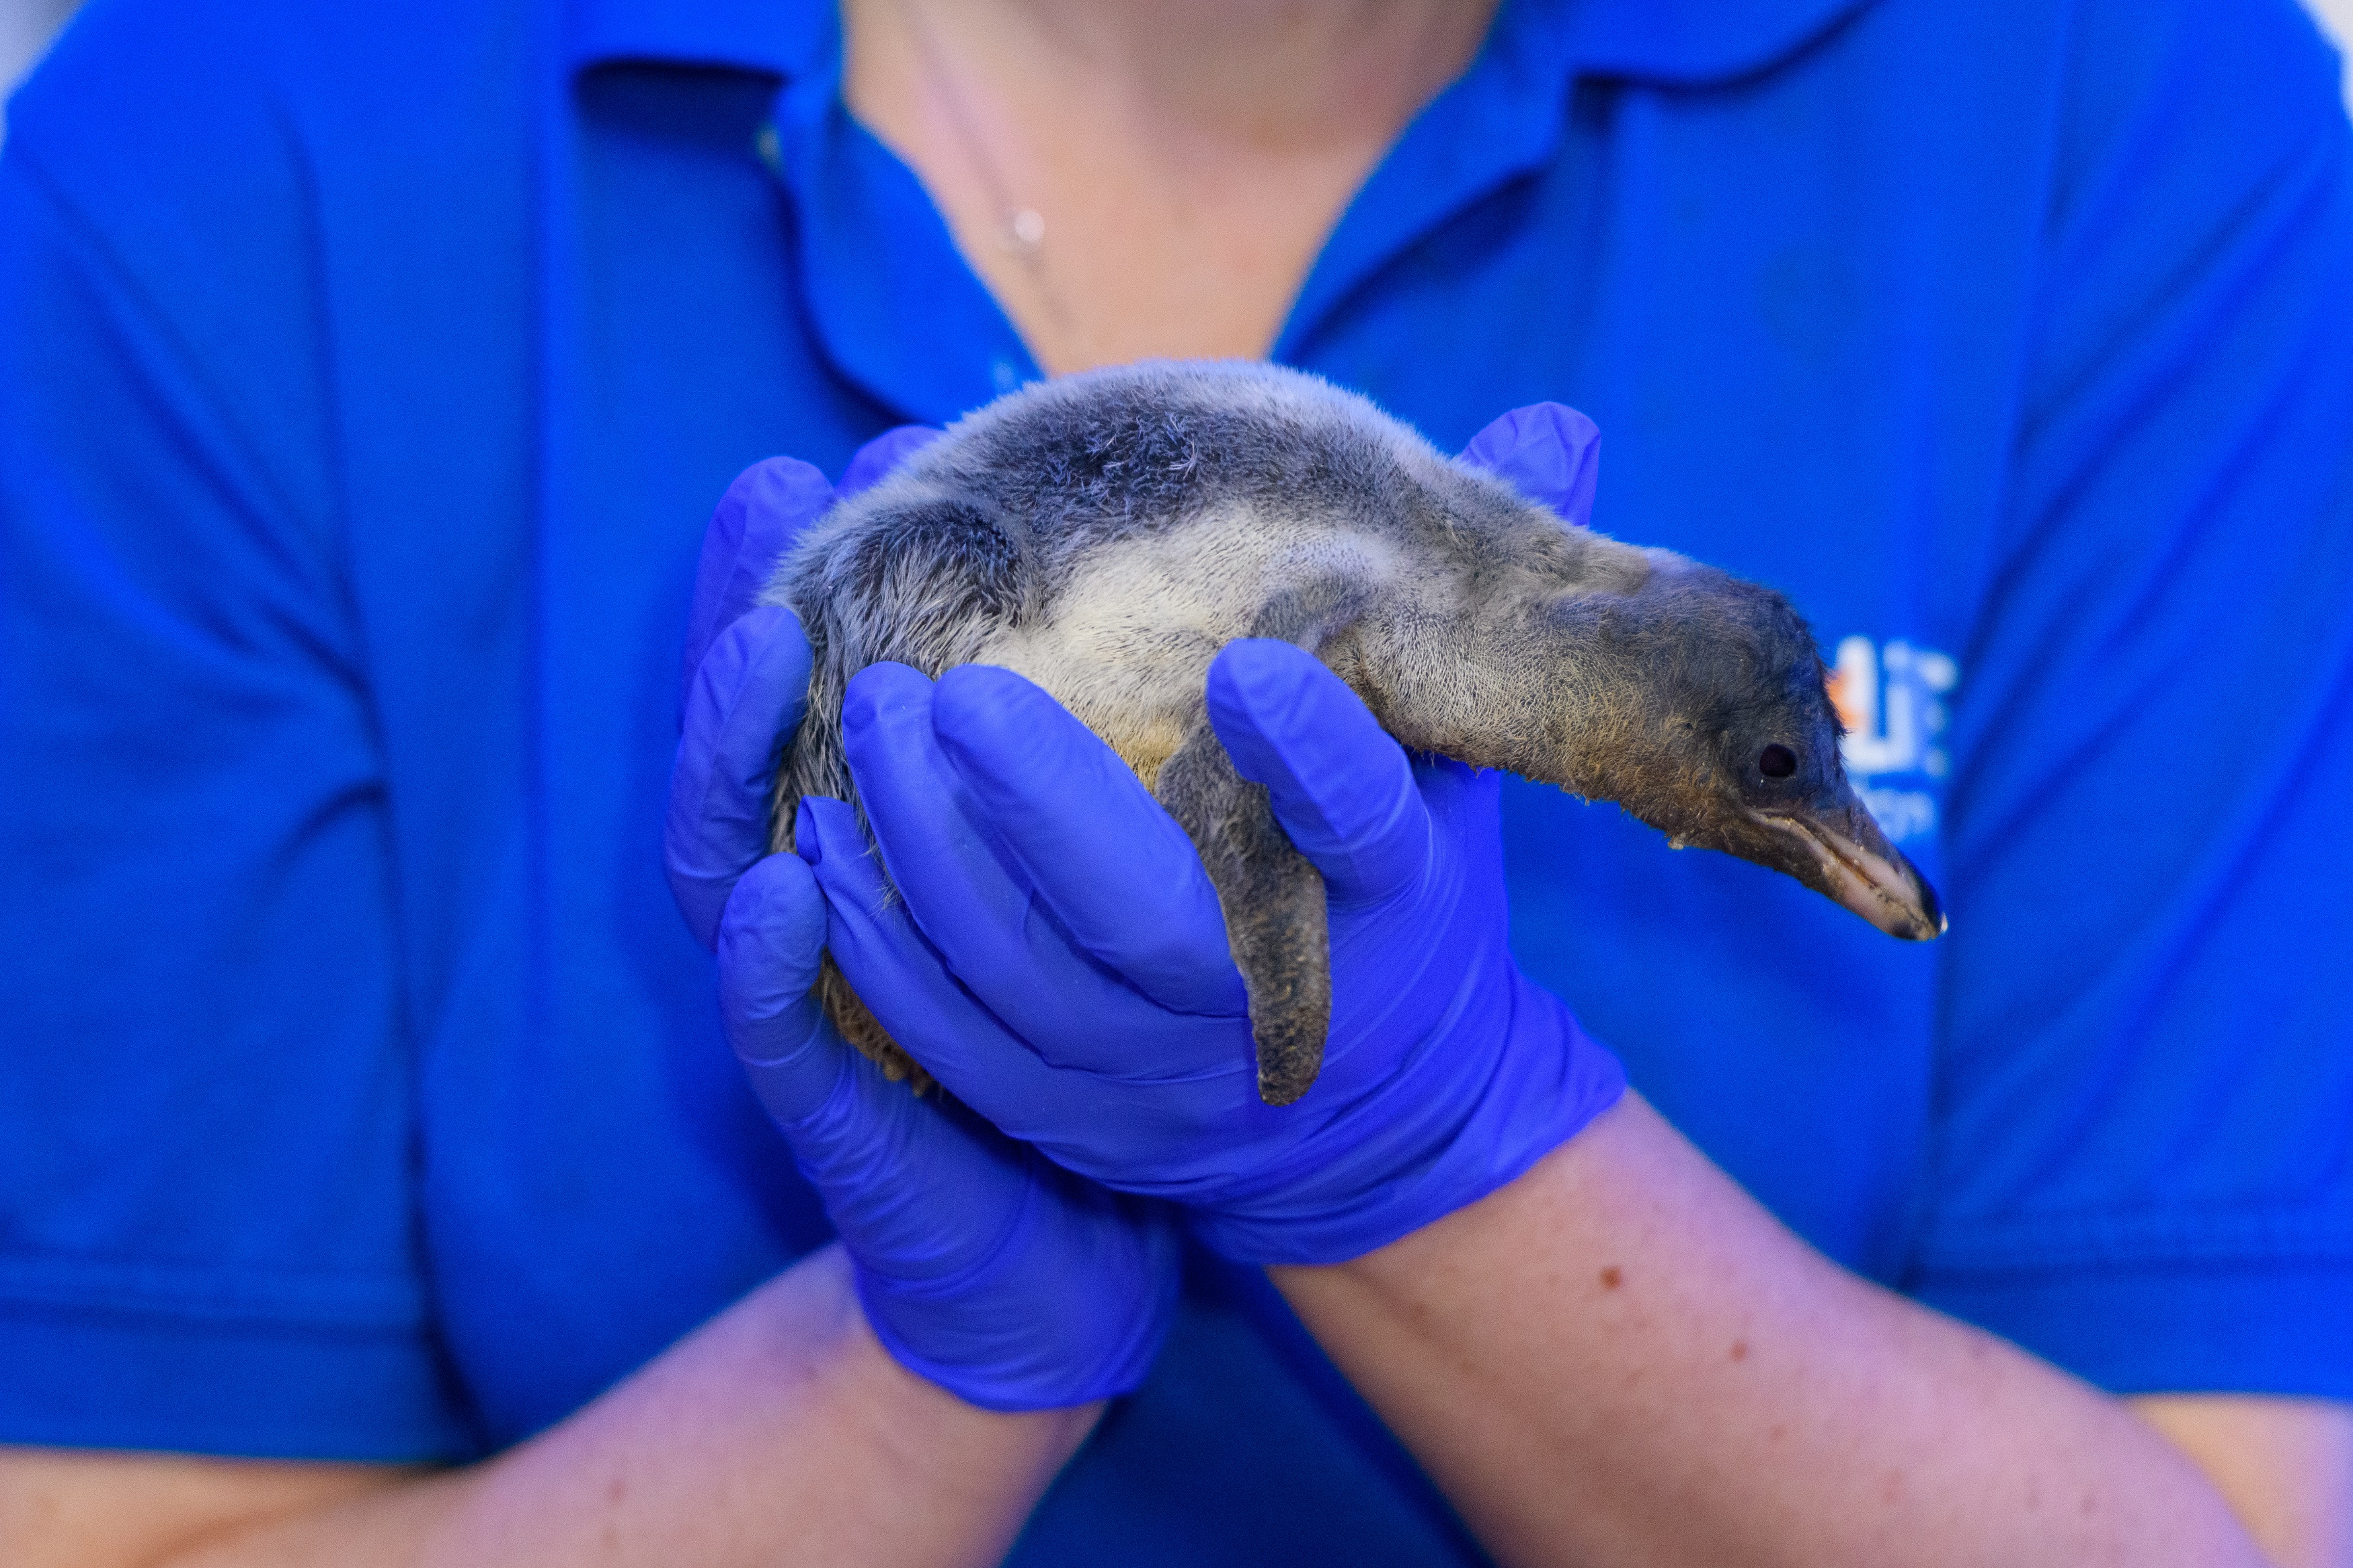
<box><xmin>791</xmin><ymin>1245</ymin><xmax>1109</xmax><ymax>1457</ymax></box>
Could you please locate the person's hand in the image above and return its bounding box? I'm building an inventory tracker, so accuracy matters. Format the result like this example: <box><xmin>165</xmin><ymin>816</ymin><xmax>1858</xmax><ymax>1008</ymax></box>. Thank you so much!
<box><xmin>797</xmin><ymin>407</ymin><xmax>1627</xmax><ymax>1267</ymax></box>
<box><xmin>663</xmin><ymin>434</ymin><xmax>1178</xmax><ymax>1410</ymax></box>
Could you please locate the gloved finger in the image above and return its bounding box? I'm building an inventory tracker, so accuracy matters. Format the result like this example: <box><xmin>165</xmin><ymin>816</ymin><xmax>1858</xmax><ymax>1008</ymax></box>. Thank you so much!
<box><xmin>836</xmin><ymin>663</ymin><xmax>1042</xmax><ymax>1005</ymax></box>
<box><xmin>804</xmin><ymin>791</ymin><xmax>1240</xmax><ymax>1172</ymax></box>
<box><xmin>838</xmin><ymin>425</ymin><xmax>943</xmax><ymax>498</ymax></box>
<box><xmin>1458</xmin><ymin>403</ymin><xmax>1601</xmax><ymax>528</ymax></box>
<box><xmin>731</xmin><ymin>897</ymin><xmax>1032</xmax><ymax>1283</ymax></box>
<box><xmin>717</xmin><ymin>851</ymin><xmax>846</xmax><ymax>1126</ymax></box>
<box><xmin>845</xmin><ymin>663</ymin><xmax>1243</xmax><ymax>1030</ymax></box>
<box><xmin>682</xmin><ymin>456</ymin><xmax>835</xmax><ymax>712</ymax></box>
<box><xmin>924</xmin><ymin>663</ymin><xmax>1246</xmax><ymax>1019</ymax></box>
<box><xmin>795</xmin><ymin>794</ymin><xmax>1073</xmax><ymax>1117</ymax></box>
<box><xmin>1203</xmin><ymin>639</ymin><xmax>1431</xmax><ymax>909</ymax></box>
<box><xmin>770</xmin><ymin>1020</ymin><xmax>1022</xmax><ymax>1267</ymax></box>
<box><xmin>840</xmin><ymin>665</ymin><xmax>1244</xmax><ymax>1053</ymax></box>
<box><xmin>664</xmin><ymin>605</ymin><xmax>813</xmax><ymax>948</ymax></box>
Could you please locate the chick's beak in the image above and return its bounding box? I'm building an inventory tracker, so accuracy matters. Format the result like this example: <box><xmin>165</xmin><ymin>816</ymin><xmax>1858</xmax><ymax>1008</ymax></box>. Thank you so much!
<box><xmin>1751</xmin><ymin>793</ymin><xmax>1946</xmax><ymax>941</ymax></box>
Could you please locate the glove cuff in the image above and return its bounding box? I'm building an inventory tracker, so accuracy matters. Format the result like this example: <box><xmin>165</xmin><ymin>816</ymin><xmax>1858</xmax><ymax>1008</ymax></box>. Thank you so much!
<box><xmin>850</xmin><ymin>1180</ymin><xmax>1181</xmax><ymax>1412</ymax></box>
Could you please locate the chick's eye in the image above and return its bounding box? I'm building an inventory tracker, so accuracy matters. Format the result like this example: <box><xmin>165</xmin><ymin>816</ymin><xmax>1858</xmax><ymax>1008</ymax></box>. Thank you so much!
<box><xmin>1757</xmin><ymin>743</ymin><xmax>1798</xmax><ymax>779</ymax></box>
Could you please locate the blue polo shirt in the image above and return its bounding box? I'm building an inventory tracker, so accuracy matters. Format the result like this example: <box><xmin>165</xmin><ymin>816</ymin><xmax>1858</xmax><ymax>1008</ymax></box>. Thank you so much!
<box><xmin>3</xmin><ymin>0</ymin><xmax>2350</xmax><ymax>1559</ymax></box>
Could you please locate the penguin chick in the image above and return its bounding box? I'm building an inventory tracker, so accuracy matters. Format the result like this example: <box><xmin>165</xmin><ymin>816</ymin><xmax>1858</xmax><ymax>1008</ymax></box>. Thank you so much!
<box><xmin>766</xmin><ymin>360</ymin><xmax>1943</xmax><ymax>1106</ymax></box>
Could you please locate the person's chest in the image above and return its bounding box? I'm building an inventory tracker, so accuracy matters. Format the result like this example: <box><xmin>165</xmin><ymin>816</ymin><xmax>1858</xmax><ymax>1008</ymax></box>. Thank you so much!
<box><xmin>516</xmin><ymin>64</ymin><xmax>2009</xmax><ymax>1280</ymax></box>
<box><xmin>321</xmin><ymin>0</ymin><xmax>2049</xmax><ymax>1451</ymax></box>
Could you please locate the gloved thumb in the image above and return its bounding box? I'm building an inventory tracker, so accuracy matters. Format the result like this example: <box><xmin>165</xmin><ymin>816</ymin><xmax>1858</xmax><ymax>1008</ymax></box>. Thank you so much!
<box><xmin>1459</xmin><ymin>403</ymin><xmax>1601</xmax><ymax>528</ymax></box>
<box><xmin>1203</xmin><ymin>639</ymin><xmax>1430</xmax><ymax>907</ymax></box>
<box><xmin>717</xmin><ymin>851</ymin><xmax>845</xmax><ymax>1126</ymax></box>
<box><xmin>838</xmin><ymin>424</ymin><xmax>943</xmax><ymax>497</ymax></box>
<box><xmin>682</xmin><ymin>456</ymin><xmax>834</xmax><ymax>713</ymax></box>
<box><xmin>664</xmin><ymin>605</ymin><xmax>813</xmax><ymax>949</ymax></box>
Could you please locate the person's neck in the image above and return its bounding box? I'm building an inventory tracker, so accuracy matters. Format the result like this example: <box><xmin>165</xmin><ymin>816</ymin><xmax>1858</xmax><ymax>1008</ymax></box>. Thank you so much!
<box><xmin>910</xmin><ymin>0</ymin><xmax>1494</xmax><ymax>153</ymax></box>
<box><xmin>841</xmin><ymin>0</ymin><xmax>1500</xmax><ymax>374</ymax></box>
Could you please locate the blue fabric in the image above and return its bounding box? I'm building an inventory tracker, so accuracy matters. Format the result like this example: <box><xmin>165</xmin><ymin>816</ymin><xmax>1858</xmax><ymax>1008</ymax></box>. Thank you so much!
<box><xmin>1</xmin><ymin>0</ymin><xmax>2348</xmax><ymax>1558</ymax></box>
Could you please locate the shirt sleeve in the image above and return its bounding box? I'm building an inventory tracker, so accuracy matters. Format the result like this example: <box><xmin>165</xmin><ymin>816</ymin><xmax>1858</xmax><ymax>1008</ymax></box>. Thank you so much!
<box><xmin>1909</xmin><ymin>0</ymin><xmax>2353</xmax><ymax>1396</ymax></box>
<box><xmin>0</xmin><ymin>11</ymin><xmax>475</xmax><ymax>1460</ymax></box>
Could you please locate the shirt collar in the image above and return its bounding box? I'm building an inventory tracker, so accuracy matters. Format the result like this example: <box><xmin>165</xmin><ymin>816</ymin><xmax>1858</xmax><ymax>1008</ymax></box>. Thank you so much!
<box><xmin>1562</xmin><ymin>0</ymin><xmax>1876</xmax><ymax>84</ymax></box>
<box><xmin>563</xmin><ymin>0</ymin><xmax>832</xmax><ymax>78</ymax></box>
<box><xmin>1286</xmin><ymin>0</ymin><xmax>1880</xmax><ymax>360</ymax></box>
<box><xmin>561</xmin><ymin>0</ymin><xmax>1877</xmax><ymax>423</ymax></box>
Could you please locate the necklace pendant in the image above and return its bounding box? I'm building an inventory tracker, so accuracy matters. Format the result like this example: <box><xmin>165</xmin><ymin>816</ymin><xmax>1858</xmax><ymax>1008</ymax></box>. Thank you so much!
<box><xmin>1000</xmin><ymin>207</ymin><xmax>1046</xmax><ymax>257</ymax></box>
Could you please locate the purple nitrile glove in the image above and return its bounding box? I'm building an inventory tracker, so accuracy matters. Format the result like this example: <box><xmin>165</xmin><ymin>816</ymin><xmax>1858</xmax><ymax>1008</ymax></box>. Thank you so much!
<box><xmin>718</xmin><ymin>850</ymin><xmax>1176</xmax><ymax>1407</ymax></box>
<box><xmin>793</xmin><ymin>405</ymin><xmax>1627</xmax><ymax>1267</ymax></box>
<box><xmin>662</xmin><ymin>428</ymin><xmax>1178</xmax><ymax>1411</ymax></box>
<box><xmin>1458</xmin><ymin>401</ymin><xmax>1601</xmax><ymax>526</ymax></box>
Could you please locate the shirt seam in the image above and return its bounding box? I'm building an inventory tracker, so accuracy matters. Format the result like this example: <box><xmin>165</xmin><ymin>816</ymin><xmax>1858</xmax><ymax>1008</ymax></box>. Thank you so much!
<box><xmin>0</xmin><ymin>1249</ymin><xmax>433</xmax><ymax>1334</ymax></box>
<box><xmin>1911</xmin><ymin>1206</ymin><xmax>2353</xmax><ymax>1277</ymax></box>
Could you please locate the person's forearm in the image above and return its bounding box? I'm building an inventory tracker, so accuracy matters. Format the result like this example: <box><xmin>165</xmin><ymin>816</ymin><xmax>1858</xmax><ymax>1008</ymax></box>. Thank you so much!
<box><xmin>1272</xmin><ymin>1094</ymin><xmax>2267</xmax><ymax>1568</ymax></box>
<box><xmin>163</xmin><ymin>1245</ymin><xmax>1093</xmax><ymax>1568</ymax></box>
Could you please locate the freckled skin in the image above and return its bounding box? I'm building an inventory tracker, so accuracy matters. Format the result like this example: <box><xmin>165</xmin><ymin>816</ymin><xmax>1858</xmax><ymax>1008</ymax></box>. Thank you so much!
<box><xmin>766</xmin><ymin>360</ymin><xmax>1940</xmax><ymax>1104</ymax></box>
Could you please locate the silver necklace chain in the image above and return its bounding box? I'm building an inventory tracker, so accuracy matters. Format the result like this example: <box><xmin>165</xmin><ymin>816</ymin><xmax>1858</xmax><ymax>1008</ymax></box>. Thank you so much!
<box><xmin>899</xmin><ymin>0</ymin><xmax>1070</xmax><ymax>339</ymax></box>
